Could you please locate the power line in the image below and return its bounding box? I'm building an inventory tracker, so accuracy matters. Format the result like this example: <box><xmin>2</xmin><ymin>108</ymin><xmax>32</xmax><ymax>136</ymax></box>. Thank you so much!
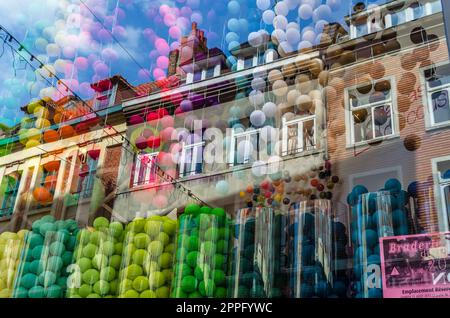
<box><xmin>78</xmin><ymin>0</ymin><xmax>148</xmax><ymax>74</ymax></box>
<box><xmin>0</xmin><ymin>24</ymin><xmax>210</xmax><ymax>208</ymax></box>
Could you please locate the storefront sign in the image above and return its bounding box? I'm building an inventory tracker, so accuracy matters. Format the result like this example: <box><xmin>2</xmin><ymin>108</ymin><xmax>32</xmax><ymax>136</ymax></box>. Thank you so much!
<box><xmin>380</xmin><ymin>232</ymin><xmax>450</xmax><ymax>298</ymax></box>
<box><xmin>443</xmin><ymin>0</ymin><xmax>450</xmax><ymax>56</ymax></box>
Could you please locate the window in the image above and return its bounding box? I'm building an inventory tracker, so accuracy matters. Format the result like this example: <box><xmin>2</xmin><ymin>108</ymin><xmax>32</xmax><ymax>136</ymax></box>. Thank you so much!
<box><xmin>193</xmin><ymin>70</ymin><xmax>202</xmax><ymax>82</ymax></box>
<box><xmin>180</xmin><ymin>141</ymin><xmax>204</xmax><ymax>177</ymax></box>
<box><xmin>77</xmin><ymin>155</ymin><xmax>99</xmax><ymax>198</ymax></box>
<box><xmin>281</xmin><ymin>115</ymin><xmax>316</xmax><ymax>156</ymax></box>
<box><xmin>230</xmin><ymin>129</ymin><xmax>261</xmax><ymax>166</ymax></box>
<box><xmin>132</xmin><ymin>152</ymin><xmax>159</xmax><ymax>187</ymax></box>
<box><xmin>94</xmin><ymin>86</ymin><xmax>116</xmax><ymax>110</ymax></box>
<box><xmin>205</xmin><ymin>67</ymin><xmax>215</xmax><ymax>79</ymax></box>
<box><xmin>34</xmin><ymin>161</ymin><xmax>60</xmax><ymax>208</ymax></box>
<box><xmin>434</xmin><ymin>159</ymin><xmax>450</xmax><ymax>230</ymax></box>
<box><xmin>0</xmin><ymin>173</ymin><xmax>21</xmax><ymax>217</ymax></box>
<box><xmin>424</xmin><ymin>63</ymin><xmax>450</xmax><ymax>127</ymax></box>
<box><xmin>347</xmin><ymin>79</ymin><xmax>395</xmax><ymax>145</ymax></box>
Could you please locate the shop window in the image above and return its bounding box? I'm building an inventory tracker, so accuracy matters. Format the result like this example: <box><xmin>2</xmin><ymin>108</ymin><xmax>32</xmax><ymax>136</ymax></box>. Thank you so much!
<box><xmin>230</xmin><ymin>129</ymin><xmax>261</xmax><ymax>166</ymax></box>
<box><xmin>180</xmin><ymin>141</ymin><xmax>204</xmax><ymax>177</ymax></box>
<box><xmin>94</xmin><ymin>86</ymin><xmax>116</xmax><ymax>110</ymax></box>
<box><xmin>76</xmin><ymin>151</ymin><xmax>100</xmax><ymax>199</ymax></box>
<box><xmin>0</xmin><ymin>172</ymin><xmax>21</xmax><ymax>217</ymax></box>
<box><xmin>435</xmin><ymin>159</ymin><xmax>450</xmax><ymax>229</ymax></box>
<box><xmin>347</xmin><ymin>79</ymin><xmax>395</xmax><ymax>145</ymax></box>
<box><xmin>281</xmin><ymin>115</ymin><xmax>316</xmax><ymax>156</ymax></box>
<box><xmin>424</xmin><ymin>63</ymin><xmax>450</xmax><ymax>127</ymax></box>
<box><xmin>132</xmin><ymin>152</ymin><xmax>159</xmax><ymax>187</ymax></box>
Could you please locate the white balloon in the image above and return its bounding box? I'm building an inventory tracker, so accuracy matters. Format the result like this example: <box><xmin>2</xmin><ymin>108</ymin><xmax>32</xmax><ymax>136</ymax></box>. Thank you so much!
<box><xmin>262</xmin><ymin>102</ymin><xmax>277</xmax><ymax>117</ymax></box>
<box><xmin>286</xmin><ymin>28</ymin><xmax>301</xmax><ymax>45</ymax></box>
<box><xmin>257</xmin><ymin>0</ymin><xmax>271</xmax><ymax>10</ymax></box>
<box><xmin>262</xmin><ymin>10</ymin><xmax>275</xmax><ymax>25</ymax></box>
<box><xmin>275</xmin><ymin>1</ymin><xmax>289</xmax><ymax>16</ymax></box>
<box><xmin>250</xmin><ymin>110</ymin><xmax>266</xmax><ymax>127</ymax></box>
<box><xmin>273</xmin><ymin>15</ymin><xmax>288</xmax><ymax>29</ymax></box>
<box><xmin>298</xmin><ymin>4</ymin><xmax>313</xmax><ymax>20</ymax></box>
<box><xmin>302</xmin><ymin>29</ymin><xmax>316</xmax><ymax>43</ymax></box>
<box><xmin>286</xmin><ymin>22</ymin><xmax>300</xmax><ymax>30</ymax></box>
<box><xmin>272</xmin><ymin>80</ymin><xmax>288</xmax><ymax>96</ymax></box>
<box><xmin>252</xmin><ymin>161</ymin><xmax>267</xmax><ymax>177</ymax></box>
<box><xmin>248</xmin><ymin>32</ymin><xmax>263</xmax><ymax>47</ymax></box>
<box><xmin>251</xmin><ymin>77</ymin><xmax>266</xmax><ymax>91</ymax></box>
<box><xmin>249</xmin><ymin>90</ymin><xmax>265</xmax><ymax>107</ymax></box>
<box><xmin>278</xmin><ymin>41</ymin><xmax>293</xmax><ymax>56</ymax></box>
<box><xmin>298</xmin><ymin>40</ymin><xmax>313</xmax><ymax>51</ymax></box>
<box><xmin>271</xmin><ymin>29</ymin><xmax>286</xmax><ymax>45</ymax></box>
<box><xmin>260</xmin><ymin>125</ymin><xmax>278</xmax><ymax>141</ymax></box>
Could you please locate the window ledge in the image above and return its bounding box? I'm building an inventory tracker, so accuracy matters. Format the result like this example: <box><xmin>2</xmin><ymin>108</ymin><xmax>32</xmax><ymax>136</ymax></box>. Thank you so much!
<box><xmin>425</xmin><ymin>122</ymin><xmax>450</xmax><ymax>133</ymax></box>
<box><xmin>346</xmin><ymin>133</ymin><xmax>400</xmax><ymax>149</ymax></box>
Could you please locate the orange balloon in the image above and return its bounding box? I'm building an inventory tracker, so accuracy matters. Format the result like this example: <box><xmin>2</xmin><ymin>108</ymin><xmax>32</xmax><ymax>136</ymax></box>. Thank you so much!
<box><xmin>59</xmin><ymin>125</ymin><xmax>75</xmax><ymax>139</ymax></box>
<box><xmin>33</xmin><ymin>187</ymin><xmax>52</xmax><ymax>203</ymax></box>
<box><xmin>43</xmin><ymin>130</ymin><xmax>59</xmax><ymax>143</ymax></box>
<box><xmin>53</xmin><ymin>113</ymin><xmax>63</xmax><ymax>124</ymax></box>
<box><xmin>43</xmin><ymin>161</ymin><xmax>60</xmax><ymax>172</ymax></box>
<box><xmin>44</xmin><ymin>175</ymin><xmax>58</xmax><ymax>190</ymax></box>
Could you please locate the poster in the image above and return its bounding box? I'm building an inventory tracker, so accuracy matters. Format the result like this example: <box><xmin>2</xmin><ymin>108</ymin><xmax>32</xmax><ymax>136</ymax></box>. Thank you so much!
<box><xmin>380</xmin><ymin>232</ymin><xmax>450</xmax><ymax>298</ymax></box>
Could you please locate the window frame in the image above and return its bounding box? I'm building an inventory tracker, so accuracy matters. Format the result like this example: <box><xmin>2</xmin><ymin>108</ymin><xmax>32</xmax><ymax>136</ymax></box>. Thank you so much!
<box><xmin>179</xmin><ymin>140</ymin><xmax>205</xmax><ymax>178</ymax></box>
<box><xmin>345</xmin><ymin>76</ymin><xmax>398</xmax><ymax>147</ymax></box>
<box><xmin>131</xmin><ymin>151</ymin><xmax>159</xmax><ymax>188</ymax></box>
<box><xmin>432</xmin><ymin>155</ymin><xmax>450</xmax><ymax>232</ymax></box>
<box><xmin>281</xmin><ymin>114</ymin><xmax>317</xmax><ymax>156</ymax></box>
<box><xmin>229</xmin><ymin>129</ymin><xmax>261</xmax><ymax>167</ymax></box>
<box><xmin>0</xmin><ymin>173</ymin><xmax>21</xmax><ymax>217</ymax></box>
<box><xmin>93</xmin><ymin>84</ymin><xmax>117</xmax><ymax>111</ymax></box>
<box><xmin>421</xmin><ymin>61</ymin><xmax>450</xmax><ymax>130</ymax></box>
<box><xmin>76</xmin><ymin>155</ymin><xmax>99</xmax><ymax>199</ymax></box>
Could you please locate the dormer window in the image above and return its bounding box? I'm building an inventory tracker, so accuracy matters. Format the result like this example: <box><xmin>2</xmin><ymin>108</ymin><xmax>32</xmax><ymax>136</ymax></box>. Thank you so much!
<box><xmin>94</xmin><ymin>85</ymin><xmax>117</xmax><ymax>111</ymax></box>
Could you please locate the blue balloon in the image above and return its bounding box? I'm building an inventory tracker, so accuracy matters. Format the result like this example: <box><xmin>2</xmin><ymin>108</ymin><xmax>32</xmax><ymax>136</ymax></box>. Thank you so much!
<box><xmin>367</xmin><ymin>254</ymin><xmax>381</xmax><ymax>265</ymax></box>
<box><xmin>354</xmin><ymin>246</ymin><xmax>372</xmax><ymax>263</ymax></box>
<box><xmin>392</xmin><ymin>209</ymin><xmax>408</xmax><ymax>227</ymax></box>
<box><xmin>227</xmin><ymin>18</ymin><xmax>240</xmax><ymax>32</ymax></box>
<box><xmin>316</xmin><ymin>281</ymin><xmax>329</xmax><ymax>298</ymax></box>
<box><xmin>368</xmin><ymin>288</ymin><xmax>382</xmax><ymax>298</ymax></box>
<box><xmin>227</xmin><ymin>1</ymin><xmax>241</xmax><ymax>15</ymax></box>
<box><xmin>395</xmin><ymin>224</ymin><xmax>409</xmax><ymax>236</ymax></box>
<box><xmin>371</xmin><ymin>210</ymin><xmax>389</xmax><ymax>227</ymax></box>
<box><xmin>385</xmin><ymin>178</ymin><xmax>402</xmax><ymax>192</ymax></box>
<box><xmin>365</xmin><ymin>229</ymin><xmax>379</xmax><ymax>248</ymax></box>
<box><xmin>353</xmin><ymin>184</ymin><xmax>368</xmax><ymax>196</ymax></box>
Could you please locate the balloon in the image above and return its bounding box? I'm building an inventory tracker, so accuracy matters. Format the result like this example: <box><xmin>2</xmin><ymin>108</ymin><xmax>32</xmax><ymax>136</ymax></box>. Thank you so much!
<box><xmin>257</xmin><ymin>0</ymin><xmax>271</xmax><ymax>11</ymax></box>
<box><xmin>252</xmin><ymin>161</ymin><xmax>267</xmax><ymax>177</ymax></box>
<box><xmin>262</xmin><ymin>102</ymin><xmax>277</xmax><ymax>118</ymax></box>
<box><xmin>275</xmin><ymin>2</ymin><xmax>289</xmax><ymax>16</ymax></box>
<box><xmin>286</xmin><ymin>28</ymin><xmax>301</xmax><ymax>45</ymax></box>
<box><xmin>227</xmin><ymin>1</ymin><xmax>241</xmax><ymax>15</ymax></box>
<box><xmin>299</xmin><ymin>4</ymin><xmax>313</xmax><ymax>20</ymax></box>
<box><xmin>215</xmin><ymin>180</ymin><xmax>230</xmax><ymax>195</ymax></box>
<box><xmin>262</xmin><ymin>10</ymin><xmax>275</xmax><ymax>25</ymax></box>
<box><xmin>250</xmin><ymin>110</ymin><xmax>266</xmax><ymax>127</ymax></box>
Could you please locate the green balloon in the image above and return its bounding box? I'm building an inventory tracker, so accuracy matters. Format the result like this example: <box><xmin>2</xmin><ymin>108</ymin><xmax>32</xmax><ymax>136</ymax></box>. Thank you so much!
<box><xmin>28</xmin><ymin>285</ymin><xmax>45</xmax><ymax>298</ymax></box>
<box><xmin>199</xmin><ymin>279</ymin><xmax>215</xmax><ymax>297</ymax></box>
<box><xmin>180</xmin><ymin>275</ymin><xmax>196</xmax><ymax>293</ymax></box>
<box><xmin>214</xmin><ymin>286</ymin><xmax>227</xmax><ymax>298</ymax></box>
<box><xmin>46</xmin><ymin>284</ymin><xmax>62</xmax><ymax>298</ymax></box>
<box><xmin>82</xmin><ymin>269</ymin><xmax>100</xmax><ymax>285</ymax></box>
<box><xmin>186</xmin><ymin>251</ymin><xmax>198</xmax><ymax>268</ymax></box>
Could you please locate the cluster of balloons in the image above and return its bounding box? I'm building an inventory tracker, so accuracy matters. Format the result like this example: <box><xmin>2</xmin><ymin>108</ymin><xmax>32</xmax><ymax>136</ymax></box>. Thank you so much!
<box><xmin>240</xmin><ymin>160</ymin><xmax>340</xmax><ymax>208</ymax></box>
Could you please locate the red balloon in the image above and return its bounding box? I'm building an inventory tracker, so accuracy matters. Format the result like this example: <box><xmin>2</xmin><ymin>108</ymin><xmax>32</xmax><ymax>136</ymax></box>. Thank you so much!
<box><xmin>317</xmin><ymin>183</ymin><xmax>325</xmax><ymax>191</ymax></box>
<box><xmin>157</xmin><ymin>108</ymin><xmax>169</xmax><ymax>118</ymax></box>
<box><xmin>310</xmin><ymin>179</ymin><xmax>319</xmax><ymax>187</ymax></box>
<box><xmin>147</xmin><ymin>136</ymin><xmax>161</xmax><ymax>149</ymax></box>
<box><xmin>135</xmin><ymin>136</ymin><xmax>148</xmax><ymax>149</ymax></box>
<box><xmin>146</xmin><ymin>112</ymin><xmax>159</xmax><ymax>122</ymax></box>
<box><xmin>260</xmin><ymin>180</ymin><xmax>270</xmax><ymax>190</ymax></box>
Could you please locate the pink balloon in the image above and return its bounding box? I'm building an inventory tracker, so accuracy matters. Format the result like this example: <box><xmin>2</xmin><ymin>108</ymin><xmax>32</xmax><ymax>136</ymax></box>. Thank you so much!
<box><xmin>153</xmin><ymin>68</ymin><xmax>165</xmax><ymax>80</ymax></box>
<box><xmin>169</xmin><ymin>26</ymin><xmax>181</xmax><ymax>39</ymax></box>
<box><xmin>74</xmin><ymin>57</ymin><xmax>89</xmax><ymax>71</ymax></box>
<box><xmin>94</xmin><ymin>62</ymin><xmax>109</xmax><ymax>77</ymax></box>
<box><xmin>79</xmin><ymin>82</ymin><xmax>94</xmax><ymax>97</ymax></box>
<box><xmin>115</xmin><ymin>8</ymin><xmax>126</xmax><ymax>21</ymax></box>
<box><xmin>143</xmin><ymin>28</ymin><xmax>157</xmax><ymax>43</ymax></box>
<box><xmin>180</xmin><ymin>6</ymin><xmax>193</xmax><ymax>17</ymax></box>
<box><xmin>104</xmin><ymin>16</ymin><xmax>115</xmax><ymax>29</ymax></box>
<box><xmin>164</xmin><ymin>13</ymin><xmax>177</xmax><ymax>27</ymax></box>
<box><xmin>97</xmin><ymin>29</ymin><xmax>112</xmax><ymax>43</ymax></box>
<box><xmin>176</xmin><ymin>17</ymin><xmax>190</xmax><ymax>30</ymax></box>
<box><xmin>155</xmin><ymin>38</ymin><xmax>170</xmax><ymax>56</ymax></box>
<box><xmin>170</xmin><ymin>41</ymin><xmax>180</xmax><ymax>50</ymax></box>
<box><xmin>149</xmin><ymin>50</ymin><xmax>159</xmax><ymax>59</ymax></box>
<box><xmin>161</xmin><ymin>126</ymin><xmax>176</xmax><ymax>142</ymax></box>
<box><xmin>63</xmin><ymin>47</ymin><xmax>76</xmax><ymax>58</ymax></box>
<box><xmin>102</xmin><ymin>47</ymin><xmax>119</xmax><ymax>62</ymax></box>
<box><xmin>159</xmin><ymin>4</ymin><xmax>171</xmax><ymax>16</ymax></box>
<box><xmin>112</xmin><ymin>25</ymin><xmax>127</xmax><ymax>40</ymax></box>
<box><xmin>161</xmin><ymin>116</ymin><xmax>175</xmax><ymax>128</ymax></box>
<box><xmin>138</xmin><ymin>69</ymin><xmax>151</xmax><ymax>80</ymax></box>
<box><xmin>156</xmin><ymin>56</ymin><xmax>169</xmax><ymax>69</ymax></box>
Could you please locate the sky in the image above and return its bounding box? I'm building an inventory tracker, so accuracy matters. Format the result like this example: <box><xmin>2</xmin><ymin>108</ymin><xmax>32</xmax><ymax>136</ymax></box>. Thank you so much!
<box><xmin>0</xmin><ymin>0</ymin><xmax>384</xmax><ymax>127</ymax></box>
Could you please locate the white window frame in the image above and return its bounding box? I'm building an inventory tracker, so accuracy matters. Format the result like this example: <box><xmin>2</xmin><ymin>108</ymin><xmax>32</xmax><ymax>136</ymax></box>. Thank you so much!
<box><xmin>94</xmin><ymin>84</ymin><xmax>117</xmax><ymax>111</ymax></box>
<box><xmin>132</xmin><ymin>152</ymin><xmax>159</xmax><ymax>187</ymax></box>
<box><xmin>229</xmin><ymin>129</ymin><xmax>261</xmax><ymax>167</ymax></box>
<box><xmin>345</xmin><ymin>77</ymin><xmax>398</xmax><ymax>147</ymax></box>
<box><xmin>281</xmin><ymin>115</ymin><xmax>316</xmax><ymax>156</ymax></box>
<box><xmin>421</xmin><ymin>61</ymin><xmax>450</xmax><ymax>130</ymax></box>
<box><xmin>432</xmin><ymin>156</ymin><xmax>450</xmax><ymax>232</ymax></box>
<box><xmin>179</xmin><ymin>141</ymin><xmax>205</xmax><ymax>177</ymax></box>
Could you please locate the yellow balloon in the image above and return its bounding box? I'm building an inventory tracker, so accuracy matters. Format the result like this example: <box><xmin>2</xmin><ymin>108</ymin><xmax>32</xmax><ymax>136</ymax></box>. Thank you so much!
<box><xmin>35</xmin><ymin>118</ymin><xmax>51</xmax><ymax>129</ymax></box>
<box><xmin>33</xmin><ymin>106</ymin><xmax>49</xmax><ymax>119</ymax></box>
<box><xmin>25</xmin><ymin>139</ymin><xmax>41</xmax><ymax>149</ymax></box>
<box><xmin>26</xmin><ymin>128</ymin><xmax>41</xmax><ymax>141</ymax></box>
<box><xmin>17</xmin><ymin>229</ymin><xmax>28</xmax><ymax>240</ymax></box>
<box><xmin>27</xmin><ymin>100</ymin><xmax>43</xmax><ymax>114</ymax></box>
